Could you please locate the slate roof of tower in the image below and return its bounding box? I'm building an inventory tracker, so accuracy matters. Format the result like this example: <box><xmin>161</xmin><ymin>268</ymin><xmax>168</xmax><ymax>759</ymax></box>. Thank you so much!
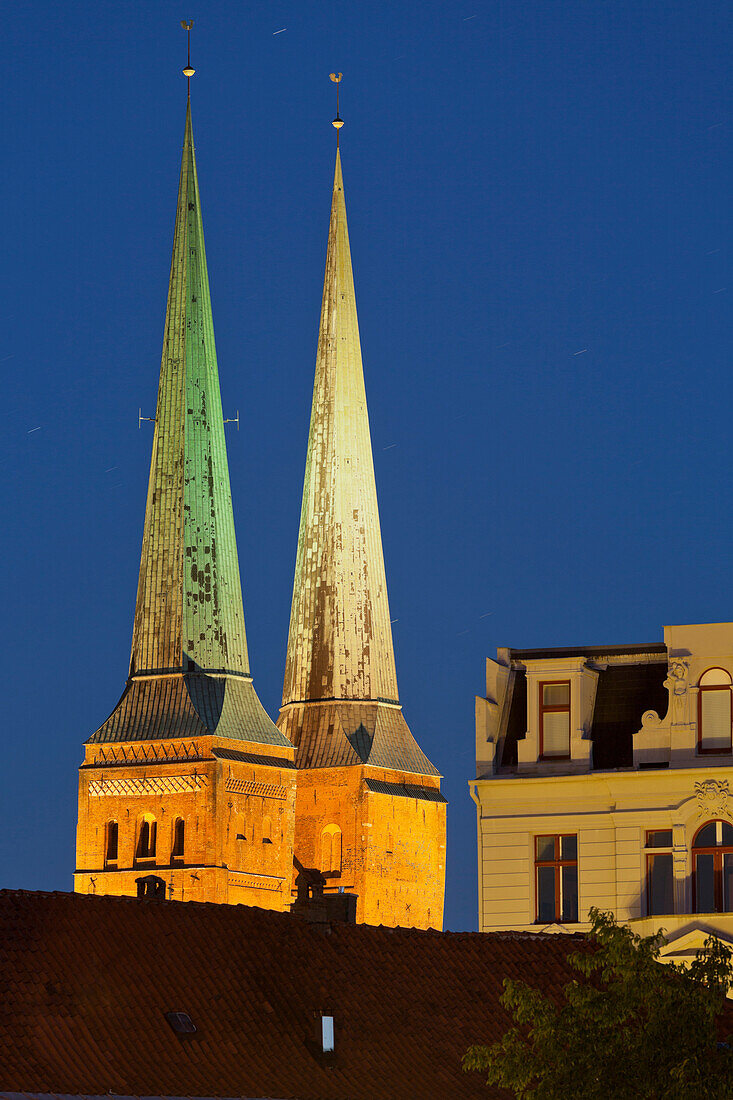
<box><xmin>89</xmin><ymin>675</ymin><xmax>286</xmax><ymax>748</ymax></box>
<box><xmin>281</xmin><ymin>699</ymin><xmax>440</xmax><ymax>775</ymax></box>
<box><xmin>88</xmin><ymin>104</ymin><xmax>288</xmax><ymax>750</ymax></box>
<box><xmin>0</xmin><ymin>890</ymin><xmax>589</xmax><ymax>1100</ymax></box>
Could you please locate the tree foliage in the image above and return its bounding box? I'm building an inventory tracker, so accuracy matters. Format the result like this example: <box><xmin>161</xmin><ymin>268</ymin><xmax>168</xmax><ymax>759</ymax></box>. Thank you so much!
<box><xmin>463</xmin><ymin>908</ymin><xmax>733</xmax><ymax>1099</ymax></box>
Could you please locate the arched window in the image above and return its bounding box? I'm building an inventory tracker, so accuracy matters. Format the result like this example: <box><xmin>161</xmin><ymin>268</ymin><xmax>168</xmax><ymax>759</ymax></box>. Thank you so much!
<box><xmin>698</xmin><ymin>668</ymin><xmax>732</xmax><ymax>754</ymax></box>
<box><xmin>321</xmin><ymin>824</ymin><xmax>342</xmax><ymax>874</ymax></box>
<box><xmin>693</xmin><ymin>820</ymin><xmax>733</xmax><ymax>912</ymax></box>
<box><xmin>262</xmin><ymin>815</ymin><xmax>272</xmax><ymax>844</ymax></box>
<box><xmin>137</xmin><ymin>814</ymin><xmax>157</xmax><ymax>859</ymax></box>
<box><xmin>105</xmin><ymin>821</ymin><xmax>118</xmax><ymax>864</ymax></box>
<box><xmin>171</xmin><ymin>818</ymin><xmax>185</xmax><ymax>860</ymax></box>
<box><xmin>321</xmin><ymin>829</ymin><xmax>332</xmax><ymax>873</ymax></box>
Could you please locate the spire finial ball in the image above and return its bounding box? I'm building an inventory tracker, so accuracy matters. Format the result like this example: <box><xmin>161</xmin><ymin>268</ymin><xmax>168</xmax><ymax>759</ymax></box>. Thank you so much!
<box><xmin>183</xmin><ymin>66</ymin><xmax>195</xmax><ymax>78</ymax></box>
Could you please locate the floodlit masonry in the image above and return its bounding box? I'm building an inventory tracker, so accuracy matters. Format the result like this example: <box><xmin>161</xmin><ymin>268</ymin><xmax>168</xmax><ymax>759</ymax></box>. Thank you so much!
<box><xmin>471</xmin><ymin>621</ymin><xmax>733</xmax><ymax>960</ymax></box>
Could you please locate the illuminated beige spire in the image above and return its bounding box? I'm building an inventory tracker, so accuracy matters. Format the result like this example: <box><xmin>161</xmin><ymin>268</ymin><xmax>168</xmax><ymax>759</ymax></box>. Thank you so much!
<box><xmin>282</xmin><ymin>147</ymin><xmax>399</xmax><ymax>707</ymax></box>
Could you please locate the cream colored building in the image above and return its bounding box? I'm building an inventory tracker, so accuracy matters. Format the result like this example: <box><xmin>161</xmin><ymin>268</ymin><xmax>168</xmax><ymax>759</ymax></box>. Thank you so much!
<box><xmin>471</xmin><ymin>622</ymin><xmax>733</xmax><ymax>959</ymax></box>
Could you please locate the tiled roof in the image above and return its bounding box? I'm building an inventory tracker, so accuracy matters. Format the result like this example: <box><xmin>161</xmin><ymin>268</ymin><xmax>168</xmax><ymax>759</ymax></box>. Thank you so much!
<box><xmin>0</xmin><ymin>890</ymin><xmax>586</xmax><ymax>1100</ymax></box>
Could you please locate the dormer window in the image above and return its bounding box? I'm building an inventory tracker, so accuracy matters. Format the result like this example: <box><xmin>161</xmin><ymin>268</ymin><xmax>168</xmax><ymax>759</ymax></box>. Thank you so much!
<box><xmin>539</xmin><ymin>681</ymin><xmax>570</xmax><ymax>759</ymax></box>
<box><xmin>698</xmin><ymin>668</ymin><xmax>732</xmax><ymax>754</ymax></box>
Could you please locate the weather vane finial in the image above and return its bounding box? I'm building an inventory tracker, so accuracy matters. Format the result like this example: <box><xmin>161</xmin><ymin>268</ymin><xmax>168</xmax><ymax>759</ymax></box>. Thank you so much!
<box><xmin>330</xmin><ymin>72</ymin><xmax>344</xmax><ymax>146</ymax></box>
<box><xmin>181</xmin><ymin>20</ymin><xmax>195</xmax><ymax>95</ymax></box>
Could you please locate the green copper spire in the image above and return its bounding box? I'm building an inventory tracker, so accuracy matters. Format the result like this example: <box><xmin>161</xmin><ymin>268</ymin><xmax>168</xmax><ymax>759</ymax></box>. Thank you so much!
<box><xmin>89</xmin><ymin>102</ymin><xmax>288</xmax><ymax>748</ymax></box>
<box><xmin>131</xmin><ymin>101</ymin><xmax>247</xmax><ymax>678</ymax></box>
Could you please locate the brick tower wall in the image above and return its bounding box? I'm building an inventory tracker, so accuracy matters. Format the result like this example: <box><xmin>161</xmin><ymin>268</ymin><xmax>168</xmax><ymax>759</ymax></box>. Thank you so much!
<box><xmin>75</xmin><ymin>741</ymin><xmax>296</xmax><ymax>910</ymax></box>
<box><xmin>292</xmin><ymin>765</ymin><xmax>445</xmax><ymax>929</ymax></box>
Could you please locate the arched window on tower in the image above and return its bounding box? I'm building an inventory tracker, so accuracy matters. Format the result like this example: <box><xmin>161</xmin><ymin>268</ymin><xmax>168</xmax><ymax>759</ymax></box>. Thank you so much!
<box><xmin>698</xmin><ymin>668</ymin><xmax>733</xmax><ymax>754</ymax></box>
<box><xmin>137</xmin><ymin>814</ymin><xmax>157</xmax><ymax>860</ymax></box>
<box><xmin>171</xmin><ymin>818</ymin><xmax>185</xmax><ymax>861</ymax></box>
<box><xmin>321</xmin><ymin>824</ymin><xmax>342</xmax><ymax>874</ymax></box>
<box><xmin>262</xmin><ymin>815</ymin><xmax>273</xmax><ymax>844</ymax></box>
<box><xmin>105</xmin><ymin>821</ymin><xmax>118</xmax><ymax>865</ymax></box>
<box><xmin>693</xmin><ymin>820</ymin><xmax>733</xmax><ymax>912</ymax></box>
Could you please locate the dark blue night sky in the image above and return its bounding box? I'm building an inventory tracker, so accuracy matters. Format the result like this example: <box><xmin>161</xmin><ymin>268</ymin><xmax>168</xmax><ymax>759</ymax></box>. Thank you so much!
<box><xmin>2</xmin><ymin>0</ymin><xmax>729</xmax><ymax>930</ymax></box>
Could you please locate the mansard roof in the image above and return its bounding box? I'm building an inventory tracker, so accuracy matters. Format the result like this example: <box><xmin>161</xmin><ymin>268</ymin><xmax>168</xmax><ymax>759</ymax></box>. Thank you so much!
<box><xmin>0</xmin><ymin>889</ymin><xmax>587</xmax><ymax>1100</ymax></box>
<box><xmin>499</xmin><ymin>644</ymin><xmax>669</xmax><ymax>771</ymax></box>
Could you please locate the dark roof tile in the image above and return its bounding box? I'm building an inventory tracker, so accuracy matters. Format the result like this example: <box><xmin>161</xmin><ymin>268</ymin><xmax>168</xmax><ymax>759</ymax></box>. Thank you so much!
<box><xmin>0</xmin><ymin>890</ymin><xmax>589</xmax><ymax>1100</ymax></box>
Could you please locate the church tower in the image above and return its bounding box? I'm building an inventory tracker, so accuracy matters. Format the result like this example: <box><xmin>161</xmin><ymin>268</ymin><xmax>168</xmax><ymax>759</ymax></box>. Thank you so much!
<box><xmin>278</xmin><ymin>81</ymin><xmax>446</xmax><ymax>929</ymax></box>
<box><xmin>75</xmin><ymin>66</ymin><xmax>296</xmax><ymax>908</ymax></box>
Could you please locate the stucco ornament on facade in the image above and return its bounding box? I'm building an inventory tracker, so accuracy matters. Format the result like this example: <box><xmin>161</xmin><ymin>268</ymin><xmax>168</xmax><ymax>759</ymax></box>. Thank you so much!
<box><xmin>695</xmin><ymin>779</ymin><xmax>730</xmax><ymax>819</ymax></box>
<box><xmin>665</xmin><ymin>658</ymin><xmax>690</xmax><ymax>724</ymax></box>
<box><xmin>669</xmin><ymin>661</ymin><xmax>689</xmax><ymax>692</ymax></box>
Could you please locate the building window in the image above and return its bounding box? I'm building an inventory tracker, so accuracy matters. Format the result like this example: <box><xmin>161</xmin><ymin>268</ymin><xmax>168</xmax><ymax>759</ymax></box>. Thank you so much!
<box><xmin>539</xmin><ymin>681</ymin><xmax>571</xmax><ymax>758</ymax></box>
<box><xmin>262</xmin><ymin>815</ymin><xmax>273</xmax><ymax>844</ymax></box>
<box><xmin>171</xmin><ymin>818</ymin><xmax>185</xmax><ymax>860</ymax></box>
<box><xmin>105</xmin><ymin>821</ymin><xmax>118</xmax><ymax>865</ymax></box>
<box><xmin>698</xmin><ymin>669</ymin><xmax>732</xmax><ymax>754</ymax></box>
<box><xmin>535</xmin><ymin>834</ymin><xmax>578</xmax><ymax>923</ymax></box>
<box><xmin>645</xmin><ymin>830</ymin><xmax>674</xmax><ymax>916</ymax></box>
<box><xmin>321</xmin><ymin>824</ymin><xmax>342</xmax><ymax>874</ymax></box>
<box><xmin>693</xmin><ymin>820</ymin><xmax>733</xmax><ymax>913</ymax></box>
<box><xmin>137</xmin><ymin>814</ymin><xmax>157</xmax><ymax>860</ymax></box>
